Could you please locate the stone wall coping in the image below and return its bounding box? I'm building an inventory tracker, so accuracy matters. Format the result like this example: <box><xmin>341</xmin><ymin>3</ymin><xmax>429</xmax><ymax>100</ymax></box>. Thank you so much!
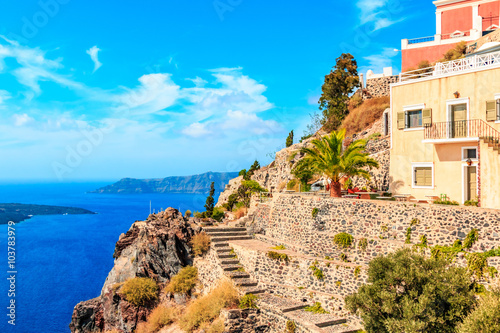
<box><xmin>229</xmin><ymin>239</ymin><xmax>368</xmax><ymax>269</ymax></box>
<box><xmin>272</xmin><ymin>194</ymin><xmax>500</xmax><ymax>213</ymax></box>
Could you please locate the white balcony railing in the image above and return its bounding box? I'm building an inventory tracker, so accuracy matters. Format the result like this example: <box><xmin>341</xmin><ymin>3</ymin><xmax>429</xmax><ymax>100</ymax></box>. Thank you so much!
<box><xmin>399</xmin><ymin>50</ymin><xmax>500</xmax><ymax>82</ymax></box>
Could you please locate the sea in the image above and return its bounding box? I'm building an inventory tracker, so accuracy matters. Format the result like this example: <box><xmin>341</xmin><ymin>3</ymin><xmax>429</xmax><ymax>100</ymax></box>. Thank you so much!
<box><xmin>0</xmin><ymin>182</ymin><xmax>209</xmax><ymax>333</ymax></box>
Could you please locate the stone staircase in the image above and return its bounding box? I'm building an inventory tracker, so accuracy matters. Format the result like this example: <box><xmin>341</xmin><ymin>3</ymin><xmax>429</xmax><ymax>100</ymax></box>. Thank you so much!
<box><xmin>203</xmin><ymin>227</ymin><xmax>362</xmax><ymax>333</ymax></box>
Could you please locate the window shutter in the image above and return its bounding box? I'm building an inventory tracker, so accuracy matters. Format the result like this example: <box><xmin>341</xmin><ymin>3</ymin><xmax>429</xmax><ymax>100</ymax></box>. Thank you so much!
<box><xmin>486</xmin><ymin>100</ymin><xmax>496</xmax><ymax>121</ymax></box>
<box><xmin>415</xmin><ymin>167</ymin><xmax>432</xmax><ymax>187</ymax></box>
<box><xmin>424</xmin><ymin>168</ymin><xmax>432</xmax><ymax>187</ymax></box>
<box><xmin>422</xmin><ymin>108</ymin><xmax>432</xmax><ymax>127</ymax></box>
<box><xmin>397</xmin><ymin>112</ymin><xmax>405</xmax><ymax>129</ymax></box>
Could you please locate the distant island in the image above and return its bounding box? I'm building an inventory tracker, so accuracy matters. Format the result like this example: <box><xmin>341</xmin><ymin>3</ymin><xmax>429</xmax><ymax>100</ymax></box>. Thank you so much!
<box><xmin>0</xmin><ymin>203</ymin><xmax>95</xmax><ymax>224</ymax></box>
<box><xmin>90</xmin><ymin>171</ymin><xmax>239</xmax><ymax>194</ymax></box>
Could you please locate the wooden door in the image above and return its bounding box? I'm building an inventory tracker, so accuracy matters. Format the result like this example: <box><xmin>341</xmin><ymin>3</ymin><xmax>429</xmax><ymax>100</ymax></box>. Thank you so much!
<box><xmin>452</xmin><ymin>104</ymin><xmax>467</xmax><ymax>138</ymax></box>
<box><xmin>467</xmin><ymin>166</ymin><xmax>478</xmax><ymax>201</ymax></box>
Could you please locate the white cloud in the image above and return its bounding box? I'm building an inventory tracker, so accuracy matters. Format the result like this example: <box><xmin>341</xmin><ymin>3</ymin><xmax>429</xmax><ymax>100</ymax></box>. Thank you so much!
<box><xmin>186</xmin><ymin>76</ymin><xmax>208</xmax><ymax>87</ymax></box>
<box><xmin>221</xmin><ymin>110</ymin><xmax>281</xmax><ymax>135</ymax></box>
<box><xmin>182</xmin><ymin>122</ymin><xmax>212</xmax><ymax>138</ymax></box>
<box><xmin>356</xmin><ymin>0</ymin><xmax>405</xmax><ymax>30</ymax></box>
<box><xmin>12</xmin><ymin>113</ymin><xmax>34</xmax><ymax>126</ymax></box>
<box><xmin>361</xmin><ymin>47</ymin><xmax>400</xmax><ymax>74</ymax></box>
<box><xmin>86</xmin><ymin>46</ymin><xmax>102</xmax><ymax>73</ymax></box>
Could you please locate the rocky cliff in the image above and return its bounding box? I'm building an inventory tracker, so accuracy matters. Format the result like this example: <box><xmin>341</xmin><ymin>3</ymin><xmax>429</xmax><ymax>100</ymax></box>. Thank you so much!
<box><xmin>69</xmin><ymin>208</ymin><xmax>199</xmax><ymax>333</ymax></box>
<box><xmin>91</xmin><ymin>171</ymin><xmax>239</xmax><ymax>194</ymax></box>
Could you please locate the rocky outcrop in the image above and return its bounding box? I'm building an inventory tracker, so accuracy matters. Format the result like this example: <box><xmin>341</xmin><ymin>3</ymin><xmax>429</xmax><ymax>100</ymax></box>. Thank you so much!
<box><xmin>70</xmin><ymin>208</ymin><xmax>199</xmax><ymax>333</ymax></box>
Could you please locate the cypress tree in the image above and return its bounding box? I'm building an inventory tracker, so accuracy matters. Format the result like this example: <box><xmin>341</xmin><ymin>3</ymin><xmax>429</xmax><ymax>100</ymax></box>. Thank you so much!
<box><xmin>204</xmin><ymin>182</ymin><xmax>215</xmax><ymax>217</ymax></box>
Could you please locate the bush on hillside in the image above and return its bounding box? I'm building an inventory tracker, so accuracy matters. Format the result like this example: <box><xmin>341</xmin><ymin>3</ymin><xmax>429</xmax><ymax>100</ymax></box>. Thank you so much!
<box><xmin>333</xmin><ymin>232</ymin><xmax>354</xmax><ymax>248</ymax></box>
<box><xmin>185</xmin><ymin>210</ymin><xmax>192</xmax><ymax>218</ymax></box>
<box><xmin>120</xmin><ymin>277</ymin><xmax>158</xmax><ymax>307</ymax></box>
<box><xmin>346</xmin><ymin>249</ymin><xmax>476</xmax><ymax>333</ymax></box>
<box><xmin>239</xmin><ymin>293</ymin><xmax>259</xmax><ymax>309</ymax></box>
<box><xmin>340</xmin><ymin>96</ymin><xmax>390</xmax><ymax>137</ymax></box>
<box><xmin>179</xmin><ymin>279</ymin><xmax>239</xmax><ymax>331</ymax></box>
<box><xmin>206</xmin><ymin>318</ymin><xmax>225</xmax><ymax>333</ymax></box>
<box><xmin>458</xmin><ymin>287</ymin><xmax>500</xmax><ymax>333</ymax></box>
<box><xmin>191</xmin><ymin>232</ymin><xmax>210</xmax><ymax>257</ymax></box>
<box><xmin>147</xmin><ymin>305</ymin><xmax>180</xmax><ymax>332</ymax></box>
<box><xmin>212</xmin><ymin>207</ymin><xmax>225</xmax><ymax>222</ymax></box>
<box><xmin>164</xmin><ymin>266</ymin><xmax>198</xmax><ymax>295</ymax></box>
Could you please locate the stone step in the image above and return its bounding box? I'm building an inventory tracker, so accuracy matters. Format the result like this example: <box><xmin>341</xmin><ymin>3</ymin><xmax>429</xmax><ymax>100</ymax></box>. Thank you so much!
<box><xmin>220</xmin><ymin>259</ymin><xmax>240</xmax><ymax>265</ymax></box>
<box><xmin>258</xmin><ymin>293</ymin><xmax>308</xmax><ymax>313</ymax></box>
<box><xmin>218</xmin><ymin>253</ymin><xmax>238</xmax><ymax>259</ymax></box>
<box><xmin>213</xmin><ymin>242</ymin><xmax>229</xmax><ymax>248</ymax></box>
<box><xmin>211</xmin><ymin>236</ymin><xmax>253</xmax><ymax>242</ymax></box>
<box><xmin>216</xmin><ymin>247</ymin><xmax>233</xmax><ymax>253</ymax></box>
<box><xmin>222</xmin><ymin>264</ymin><xmax>244</xmax><ymax>272</ymax></box>
<box><xmin>321</xmin><ymin>324</ymin><xmax>364</xmax><ymax>333</ymax></box>
<box><xmin>234</xmin><ymin>278</ymin><xmax>258</xmax><ymax>287</ymax></box>
<box><xmin>240</xmin><ymin>286</ymin><xmax>267</xmax><ymax>295</ymax></box>
<box><xmin>226</xmin><ymin>271</ymin><xmax>250</xmax><ymax>279</ymax></box>
<box><xmin>288</xmin><ymin>309</ymin><xmax>347</xmax><ymax>329</ymax></box>
<box><xmin>204</xmin><ymin>227</ymin><xmax>247</xmax><ymax>233</ymax></box>
<box><xmin>208</xmin><ymin>232</ymin><xmax>249</xmax><ymax>237</ymax></box>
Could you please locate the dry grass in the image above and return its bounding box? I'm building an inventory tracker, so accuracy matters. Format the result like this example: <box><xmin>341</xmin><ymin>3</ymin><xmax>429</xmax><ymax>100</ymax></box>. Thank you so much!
<box><xmin>134</xmin><ymin>305</ymin><xmax>181</xmax><ymax>333</ymax></box>
<box><xmin>104</xmin><ymin>330</ymin><xmax>122</xmax><ymax>333</ymax></box>
<box><xmin>277</xmin><ymin>181</ymin><xmax>287</xmax><ymax>191</ymax></box>
<box><xmin>191</xmin><ymin>232</ymin><xmax>211</xmax><ymax>257</ymax></box>
<box><xmin>179</xmin><ymin>279</ymin><xmax>239</xmax><ymax>332</ymax></box>
<box><xmin>164</xmin><ymin>266</ymin><xmax>198</xmax><ymax>295</ymax></box>
<box><xmin>206</xmin><ymin>318</ymin><xmax>225</xmax><ymax>333</ymax></box>
<box><xmin>234</xmin><ymin>206</ymin><xmax>247</xmax><ymax>219</ymax></box>
<box><xmin>340</xmin><ymin>96</ymin><xmax>390</xmax><ymax>137</ymax></box>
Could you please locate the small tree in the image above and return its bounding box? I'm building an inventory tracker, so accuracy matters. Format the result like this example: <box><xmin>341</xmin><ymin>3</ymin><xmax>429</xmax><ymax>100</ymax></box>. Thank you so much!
<box><xmin>204</xmin><ymin>182</ymin><xmax>215</xmax><ymax>217</ymax></box>
<box><xmin>286</xmin><ymin>130</ymin><xmax>294</xmax><ymax>147</ymax></box>
<box><xmin>244</xmin><ymin>160</ymin><xmax>260</xmax><ymax>180</ymax></box>
<box><xmin>184</xmin><ymin>210</ymin><xmax>192</xmax><ymax>218</ymax></box>
<box><xmin>345</xmin><ymin>249</ymin><xmax>476</xmax><ymax>333</ymax></box>
<box><xmin>300</xmin><ymin>129</ymin><xmax>378</xmax><ymax>197</ymax></box>
<box><xmin>319</xmin><ymin>53</ymin><xmax>360</xmax><ymax>132</ymax></box>
<box><xmin>458</xmin><ymin>287</ymin><xmax>500</xmax><ymax>333</ymax></box>
<box><xmin>237</xmin><ymin>180</ymin><xmax>267</xmax><ymax>207</ymax></box>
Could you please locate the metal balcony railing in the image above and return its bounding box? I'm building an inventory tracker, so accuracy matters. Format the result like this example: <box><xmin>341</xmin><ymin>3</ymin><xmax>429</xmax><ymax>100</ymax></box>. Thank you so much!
<box><xmin>424</xmin><ymin>119</ymin><xmax>500</xmax><ymax>143</ymax></box>
<box><xmin>399</xmin><ymin>50</ymin><xmax>500</xmax><ymax>82</ymax></box>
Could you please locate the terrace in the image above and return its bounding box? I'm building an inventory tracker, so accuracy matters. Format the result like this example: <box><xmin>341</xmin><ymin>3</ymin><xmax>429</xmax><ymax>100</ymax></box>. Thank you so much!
<box><xmin>398</xmin><ymin>49</ymin><xmax>500</xmax><ymax>82</ymax></box>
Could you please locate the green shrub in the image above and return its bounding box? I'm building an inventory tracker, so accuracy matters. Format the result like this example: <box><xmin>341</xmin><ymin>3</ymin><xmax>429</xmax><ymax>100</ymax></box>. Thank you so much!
<box><xmin>333</xmin><ymin>232</ymin><xmax>354</xmax><ymax>248</ymax></box>
<box><xmin>211</xmin><ymin>208</ymin><xmax>225</xmax><ymax>222</ymax></box>
<box><xmin>309</xmin><ymin>261</ymin><xmax>324</xmax><ymax>280</ymax></box>
<box><xmin>239</xmin><ymin>293</ymin><xmax>259</xmax><ymax>309</ymax></box>
<box><xmin>354</xmin><ymin>266</ymin><xmax>361</xmax><ymax>279</ymax></box>
<box><xmin>410</xmin><ymin>218</ymin><xmax>420</xmax><ymax>227</ymax></box>
<box><xmin>287</xmin><ymin>179</ymin><xmax>298</xmax><ymax>190</ymax></box>
<box><xmin>340</xmin><ymin>253</ymin><xmax>349</xmax><ymax>262</ymax></box>
<box><xmin>467</xmin><ymin>253</ymin><xmax>488</xmax><ymax>279</ymax></box>
<box><xmin>416</xmin><ymin>235</ymin><xmax>428</xmax><ymax>248</ymax></box>
<box><xmin>405</xmin><ymin>227</ymin><xmax>412</xmax><ymax>244</ymax></box>
<box><xmin>345</xmin><ymin>249</ymin><xmax>476</xmax><ymax>333</ymax></box>
<box><xmin>464</xmin><ymin>200</ymin><xmax>479</xmax><ymax>207</ymax></box>
<box><xmin>194</xmin><ymin>211</ymin><xmax>204</xmax><ymax>218</ymax></box>
<box><xmin>458</xmin><ymin>289</ymin><xmax>500</xmax><ymax>333</ymax></box>
<box><xmin>359</xmin><ymin>238</ymin><xmax>368</xmax><ymax>251</ymax></box>
<box><xmin>312</xmin><ymin>208</ymin><xmax>319</xmax><ymax>218</ymax></box>
<box><xmin>185</xmin><ymin>210</ymin><xmax>192</xmax><ymax>218</ymax></box>
<box><xmin>164</xmin><ymin>266</ymin><xmax>198</xmax><ymax>295</ymax></box>
<box><xmin>191</xmin><ymin>232</ymin><xmax>211</xmax><ymax>256</ymax></box>
<box><xmin>285</xmin><ymin>320</ymin><xmax>297</xmax><ymax>333</ymax></box>
<box><xmin>267</xmin><ymin>251</ymin><xmax>290</xmax><ymax>262</ymax></box>
<box><xmin>463</xmin><ymin>229</ymin><xmax>479</xmax><ymax>250</ymax></box>
<box><xmin>433</xmin><ymin>199</ymin><xmax>459</xmax><ymax>205</ymax></box>
<box><xmin>120</xmin><ymin>277</ymin><xmax>158</xmax><ymax>307</ymax></box>
<box><xmin>271</xmin><ymin>244</ymin><xmax>286</xmax><ymax>250</ymax></box>
<box><xmin>304</xmin><ymin>302</ymin><xmax>329</xmax><ymax>314</ymax></box>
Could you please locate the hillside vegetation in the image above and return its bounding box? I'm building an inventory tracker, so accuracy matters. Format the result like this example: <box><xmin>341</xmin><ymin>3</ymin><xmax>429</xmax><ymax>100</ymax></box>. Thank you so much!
<box><xmin>340</xmin><ymin>96</ymin><xmax>389</xmax><ymax>137</ymax></box>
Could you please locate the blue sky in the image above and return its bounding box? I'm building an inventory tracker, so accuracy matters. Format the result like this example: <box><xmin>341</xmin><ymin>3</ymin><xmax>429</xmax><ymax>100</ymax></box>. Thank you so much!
<box><xmin>0</xmin><ymin>0</ymin><xmax>436</xmax><ymax>182</ymax></box>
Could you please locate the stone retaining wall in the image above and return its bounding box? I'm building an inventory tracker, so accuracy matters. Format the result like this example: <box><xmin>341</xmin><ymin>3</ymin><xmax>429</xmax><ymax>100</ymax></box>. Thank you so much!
<box><xmin>193</xmin><ymin>246</ymin><xmax>225</xmax><ymax>295</ymax></box>
<box><xmin>364</xmin><ymin>76</ymin><xmax>399</xmax><ymax>99</ymax></box>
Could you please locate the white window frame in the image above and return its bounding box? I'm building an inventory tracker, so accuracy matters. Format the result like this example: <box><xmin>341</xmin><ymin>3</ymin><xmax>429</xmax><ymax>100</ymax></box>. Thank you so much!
<box><xmin>494</xmin><ymin>93</ymin><xmax>500</xmax><ymax>123</ymax></box>
<box><xmin>446</xmin><ymin>97</ymin><xmax>470</xmax><ymax>137</ymax></box>
<box><xmin>411</xmin><ymin>162</ymin><xmax>434</xmax><ymax>189</ymax></box>
<box><xmin>461</xmin><ymin>146</ymin><xmax>478</xmax><ymax>161</ymax></box>
<box><xmin>403</xmin><ymin>103</ymin><xmax>425</xmax><ymax>131</ymax></box>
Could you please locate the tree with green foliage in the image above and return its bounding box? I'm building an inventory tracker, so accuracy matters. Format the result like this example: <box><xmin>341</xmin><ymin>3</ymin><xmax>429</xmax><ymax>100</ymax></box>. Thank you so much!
<box><xmin>300</xmin><ymin>129</ymin><xmax>378</xmax><ymax>197</ymax></box>
<box><xmin>244</xmin><ymin>160</ymin><xmax>260</xmax><ymax>180</ymax></box>
<box><xmin>291</xmin><ymin>158</ymin><xmax>314</xmax><ymax>191</ymax></box>
<box><xmin>319</xmin><ymin>53</ymin><xmax>360</xmax><ymax>132</ymax></box>
<box><xmin>458</xmin><ymin>286</ymin><xmax>500</xmax><ymax>333</ymax></box>
<box><xmin>237</xmin><ymin>180</ymin><xmax>267</xmax><ymax>207</ymax></box>
<box><xmin>223</xmin><ymin>193</ymin><xmax>239</xmax><ymax>211</ymax></box>
<box><xmin>345</xmin><ymin>249</ymin><xmax>477</xmax><ymax>333</ymax></box>
<box><xmin>204</xmin><ymin>182</ymin><xmax>215</xmax><ymax>217</ymax></box>
<box><xmin>286</xmin><ymin>130</ymin><xmax>294</xmax><ymax>147</ymax></box>
<box><xmin>238</xmin><ymin>169</ymin><xmax>247</xmax><ymax>178</ymax></box>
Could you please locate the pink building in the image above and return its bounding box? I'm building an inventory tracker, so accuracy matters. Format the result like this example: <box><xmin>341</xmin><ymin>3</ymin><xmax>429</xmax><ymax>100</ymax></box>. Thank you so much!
<box><xmin>401</xmin><ymin>0</ymin><xmax>500</xmax><ymax>71</ymax></box>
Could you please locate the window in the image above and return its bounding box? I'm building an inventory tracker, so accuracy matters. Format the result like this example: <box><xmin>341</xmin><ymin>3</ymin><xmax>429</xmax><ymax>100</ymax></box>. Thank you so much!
<box><xmin>462</xmin><ymin>147</ymin><xmax>477</xmax><ymax>160</ymax></box>
<box><xmin>486</xmin><ymin>99</ymin><xmax>500</xmax><ymax>121</ymax></box>
<box><xmin>407</xmin><ymin>110</ymin><xmax>422</xmax><ymax>128</ymax></box>
<box><xmin>412</xmin><ymin>164</ymin><xmax>433</xmax><ymax>188</ymax></box>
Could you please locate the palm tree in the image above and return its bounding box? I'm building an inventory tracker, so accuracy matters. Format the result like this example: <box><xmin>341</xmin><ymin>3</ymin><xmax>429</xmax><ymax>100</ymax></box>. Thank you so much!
<box><xmin>299</xmin><ymin>129</ymin><xmax>379</xmax><ymax>197</ymax></box>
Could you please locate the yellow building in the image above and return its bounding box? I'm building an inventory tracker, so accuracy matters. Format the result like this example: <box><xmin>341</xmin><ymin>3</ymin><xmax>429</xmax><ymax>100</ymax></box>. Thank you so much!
<box><xmin>389</xmin><ymin>50</ymin><xmax>500</xmax><ymax>209</ymax></box>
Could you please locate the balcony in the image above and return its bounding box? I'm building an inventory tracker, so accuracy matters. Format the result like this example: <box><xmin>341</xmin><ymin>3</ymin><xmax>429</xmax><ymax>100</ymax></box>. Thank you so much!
<box><xmin>406</xmin><ymin>31</ymin><xmax>472</xmax><ymax>45</ymax></box>
<box><xmin>399</xmin><ymin>50</ymin><xmax>500</xmax><ymax>82</ymax></box>
<box><xmin>423</xmin><ymin>119</ymin><xmax>500</xmax><ymax>146</ymax></box>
